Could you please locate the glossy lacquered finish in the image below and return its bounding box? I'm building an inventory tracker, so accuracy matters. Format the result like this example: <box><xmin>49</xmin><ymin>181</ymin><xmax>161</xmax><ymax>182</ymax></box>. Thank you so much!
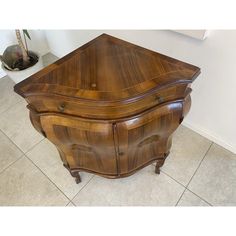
<box><xmin>14</xmin><ymin>34</ymin><xmax>200</xmax><ymax>183</ymax></box>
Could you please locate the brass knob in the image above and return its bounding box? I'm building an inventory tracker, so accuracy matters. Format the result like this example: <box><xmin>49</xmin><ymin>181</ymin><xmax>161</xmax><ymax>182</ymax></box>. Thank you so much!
<box><xmin>91</xmin><ymin>83</ymin><xmax>97</xmax><ymax>88</ymax></box>
<box><xmin>58</xmin><ymin>104</ymin><xmax>65</xmax><ymax>112</ymax></box>
<box><xmin>155</xmin><ymin>96</ymin><xmax>164</xmax><ymax>103</ymax></box>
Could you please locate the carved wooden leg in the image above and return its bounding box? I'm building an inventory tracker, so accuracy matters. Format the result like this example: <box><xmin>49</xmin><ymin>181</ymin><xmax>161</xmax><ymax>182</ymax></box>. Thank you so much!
<box><xmin>155</xmin><ymin>152</ymin><xmax>169</xmax><ymax>174</ymax></box>
<box><xmin>155</xmin><ymin>164</ymin><xmax>161</xmax><ymax>174</ymax></box>
<box><xmin>74</xmin><ymin>172</ymin><xmax>81</xmax><ymax>184</ymax></box>
<box><xmin>63</xmin><ymin>163</ymin><xmax>82</xmax><ymax>184</ymax></box>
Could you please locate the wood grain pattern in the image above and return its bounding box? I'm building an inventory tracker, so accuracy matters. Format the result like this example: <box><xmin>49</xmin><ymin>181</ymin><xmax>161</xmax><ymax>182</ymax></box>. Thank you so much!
<box><xmin>14</xmin><ymin>34</ymin><xmax>200</xmax><ymax>183</ymax></box>
<box><xmin>40</xmin><ymin>114</ymin><xmax>117</xmax><ymax>175</ymax></box>
<box><xmin>116</xmin><ymin>102</ymin><xmax>183</xmax><ymax>175</ymax></box>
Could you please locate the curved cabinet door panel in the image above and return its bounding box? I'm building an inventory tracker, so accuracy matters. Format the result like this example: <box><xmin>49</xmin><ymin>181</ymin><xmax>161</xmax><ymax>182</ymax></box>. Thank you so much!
<box><xmin>116</xmin><ymin>102</ymin><xmax>183</xmax><ymax>175</ymax></box>
<box><xmin>40</xmin><ymin>115</ymin><xmax>117</xmax><ymax>176</ymax></box>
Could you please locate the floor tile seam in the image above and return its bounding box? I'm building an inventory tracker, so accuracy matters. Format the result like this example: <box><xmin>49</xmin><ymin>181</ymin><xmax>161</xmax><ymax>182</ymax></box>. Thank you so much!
<box><xmin>162</xmin><ymin>141</ymin><xmax>214</xmax><ymax>206</ymax></box>
<box><xmin>25</xmin><ymin>148</ymin><xmax>95</xmax><ymax>202</ymax></box>
<box><xmin>25</xmin><ymin>155</ymin><xmax>71</xmax><ymax>204</ymax></box>
<box><xmin>20</xmin><ymin>137</ymin><xmax>45</xmax><ymax>154</ymax></box>
<box><xmin>153</xmin><ymin>142</ymin><xmax>214</xmax><ymax>188</ymax></box>
<box><xmin>185</xmin><ymin>188</ymin><xmax>213</xmax><ymax>206</ymax></box>
<box><xmin>160</xmin><ymin>141</ymin><xmax>213</xmax><ymax>207</ymax></box>
<box><xmin>0</xmin><ymin>122</ymin><xmax>45</xmax><ymax>154</ymax></box>
<box><xmin>70</xmin><ymin>175</ymin><xmax>96</xmax><ymax>205</ymax></box>
<box><xmin>175</xmin><ymin>188</ymin><xmax>187</xmax><ymax>206</ymax></box>
<box><xmin>160</xmin><ymin>170</ymin><xmax>187</xmax><ymax>188</ymax></box>
<box><xmin>0</xmin><ymin>129</ymin><xmax>24</xmax><ymax>155</ymax></box>
<box><xmin>0</xmin><ymin>99</ymin><xmax>23</xmax><ymax>116</ymax></box>
<box><xmin>66</xmin><ymin>201</ymin><xmax>72</xmax><ymax>206</ymax></box>
<box><xmin>24</xmin><ymin>138</ymin><xmax>45</xmax><ymax>155</ymax></box>
<box><xmin>66</xmin><ymin>201</ymin><xmax>76</xmax><ymax>206</ymax></box>
<box><xmin>0</xmin><ymin>155</ymin><xmax>25</xmax><ymax>176</ymax></box>
<box><xmin>155</xmin><ymin>170</ymin><xmax>212</xmax><ymax>206</ymax></box>
<box><xmin>186</xmin><ymin>142</ymin><xmax>213</xmax><ymax>188</ymax></box>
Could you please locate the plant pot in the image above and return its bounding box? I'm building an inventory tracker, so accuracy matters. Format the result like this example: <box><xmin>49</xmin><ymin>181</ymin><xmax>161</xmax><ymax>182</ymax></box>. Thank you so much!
<box><xmin>1</xmin><ymin>51</ymin><xmax>43</xmax><ymax>84</ymax></box>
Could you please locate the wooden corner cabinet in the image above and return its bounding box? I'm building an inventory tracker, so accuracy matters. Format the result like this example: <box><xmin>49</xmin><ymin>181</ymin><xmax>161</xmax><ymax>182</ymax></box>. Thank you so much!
<box><xmin>14</xmin><ymin>34</ymin><xmax>200</xmax><ymax>184</ymax></box>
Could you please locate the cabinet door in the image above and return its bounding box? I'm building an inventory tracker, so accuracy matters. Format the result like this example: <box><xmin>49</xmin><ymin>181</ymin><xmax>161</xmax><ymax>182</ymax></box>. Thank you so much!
<box><xmin>116</xmin><ymin>102</ymin><xmax>183</xmax><ymax>175</ymax></box>
<box><xmin>40</xmin><ymin>114</ymin><xmax>117</xmax><ymax>176</ymax></box>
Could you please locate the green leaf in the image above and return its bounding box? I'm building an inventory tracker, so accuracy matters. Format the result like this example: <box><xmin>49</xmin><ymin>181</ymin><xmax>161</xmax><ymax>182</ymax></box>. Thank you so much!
<box><xmin>23</xmin><ymin>30</ymin><xmax>31</xmax><ymax>40</ymax></box>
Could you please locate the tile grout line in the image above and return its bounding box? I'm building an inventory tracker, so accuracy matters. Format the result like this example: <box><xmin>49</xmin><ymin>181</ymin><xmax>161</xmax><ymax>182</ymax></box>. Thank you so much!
<box><xmin>186</xmin><ymin>142</ymin><xmax>213</xmax><ymax>188</ymax></box>
<box><xmin>24</xmin><ymin>138</ymin><xmax>45</xmax><ymax>155</ymax></box>
<box><xmin>159</xmin><ymin>170</ymin><xmax>188</xmax><ymax>206</ymax></box>
<box><xmin>66</xmin><ymin>201</ymin><xmax>73</xmax><ymax>206</ymax></box>
<box><xmin>177</xmin><ymin>142</ymin><xmax>214</xmax><ymax>206</ymax></box>
<box><xmin>0</xmin><ymin>155</ymin><xmax>24</xmax><ymax>176</ymax></box>
<box><xmin>70</xmin><ymin>175</ymin><xmax>95</xmax><ymax>205</ymax></box>
<box><xmin>0</xmin><ymin>119</ymin><xmax>45</xmax><ymax>155</ymax></box>
<box><xmin>0</xmin><ymin>99</ymin><xmax>23</xmax><ymax>116</ymax></box>
<box><xmin>0</xmin><ymin>128</ymin><xmax>26</xmax><ymax>176</ymax></box>
<box><xmin>175</xmin><ymin>188</ymin><xmax>187</xmax><ymax>206</ymax></box>
<box><xmin>161</xmin><ymin>170</ymin><xmax>187</xmax><ymax>189</ymax></box>
<box><xmin>66</xmin><ymin>201</ymin><xmax>76</xmax><ymax>206</ymax></box>
<box><xmin>0</xmin><ymin>107</ymin><xmax>91</xmax><ymax>205</ymax></box>
<box><xmin>175</xmin><ymin>142</ymin><xmax>214</xmax><ymax>206</ymax></box>
<box><xmin>0</xmin><ymin>129</ymin><xmax>24</xmax><ymax>155</ymax></box>
<box><xmin>186</xmin><ymin>188</ymin><xmax>213</xmax><ymax>206</ymax></box>
<box><xmin>24</xmin><ymin>139</ymin><xmax>95</xmax><ymax>204</ymax></box>
<box><xmin>25</xmin><ymin>155</ymin><xmax>71</xmax><ymax>205</ymax></box>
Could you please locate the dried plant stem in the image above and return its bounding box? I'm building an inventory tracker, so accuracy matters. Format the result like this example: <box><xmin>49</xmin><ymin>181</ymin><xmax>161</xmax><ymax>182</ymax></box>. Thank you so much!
<box><xmin>15</xmin><ymin>30</ymin><xmax>29</xmax><ymax>63</ymax></box>
<box><xmin>23</xmin><ymin>32</ymin><xmax>29</xmax><ymax>53</ymax></box>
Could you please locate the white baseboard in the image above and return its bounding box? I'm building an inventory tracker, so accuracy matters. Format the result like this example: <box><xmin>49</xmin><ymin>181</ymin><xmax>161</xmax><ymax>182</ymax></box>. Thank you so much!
<box><xmin>50</xmin><ymin>49</ymin><xmax>62</xmax><ymax>59</ymax></box>
<box><xmin>182</xmin><ymin>121</ymin><xmax>236</xmax><ymax>154</ymax></box>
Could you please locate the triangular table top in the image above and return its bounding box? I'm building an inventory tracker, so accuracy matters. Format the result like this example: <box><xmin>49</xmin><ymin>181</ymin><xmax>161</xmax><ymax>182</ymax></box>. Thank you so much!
<box><xmin>15</xmin><ymin>33</ymin><xmax>200</xmax><ymax>102</ymax></box>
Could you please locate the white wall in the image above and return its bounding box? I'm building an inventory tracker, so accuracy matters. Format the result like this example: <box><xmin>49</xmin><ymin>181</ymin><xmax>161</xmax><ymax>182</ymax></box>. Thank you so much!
<box><xmin>174</xmin><ymin>30</ymin><xmax>209</xmax><ymax>40</ymax></box>
<box><xmin>44</xmin><ymin>30</ymin><xmax>236</xmax><ymax>154</ymax></box>
<box><xmin>0</xmin><ymin>30</ymin><xmax>49</xmax><ymax>77</ymax></box>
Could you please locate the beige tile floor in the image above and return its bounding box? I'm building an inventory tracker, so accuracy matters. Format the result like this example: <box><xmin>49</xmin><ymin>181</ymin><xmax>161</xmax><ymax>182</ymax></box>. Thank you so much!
<box><xmin>0</xmin><ymin>53</ymin><xmax>235</xmax><ymax>206</ymax></box>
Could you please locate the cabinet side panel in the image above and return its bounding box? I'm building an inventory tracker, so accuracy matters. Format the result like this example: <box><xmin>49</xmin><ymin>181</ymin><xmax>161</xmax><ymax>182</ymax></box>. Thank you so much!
<box><xmin>29</xmin><ymin>111</ymin><xmax>45</xmax><ymax>137</ymax></box>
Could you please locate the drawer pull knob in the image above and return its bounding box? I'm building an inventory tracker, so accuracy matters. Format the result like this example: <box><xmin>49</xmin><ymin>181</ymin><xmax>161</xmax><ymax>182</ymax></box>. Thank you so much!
<box><xmin>155</xmin><ymin>96</ymin><xmax>164</xmax><ymax>103</ymax></box>
<box><xmin>58</xmin><ymin>104</ymin><xmax>65</xmax><ymax>112</ymax></box>
<box><xmin>118</xmin><ymin>151</ymin><xmax>124</xmax><ymax>156</ymax></box>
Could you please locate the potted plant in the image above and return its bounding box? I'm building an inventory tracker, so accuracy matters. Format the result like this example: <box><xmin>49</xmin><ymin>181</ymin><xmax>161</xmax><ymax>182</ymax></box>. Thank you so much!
<box><xmin>0</xmin><ymin>30</ymin><xmax>43</xmax><ymax>84</ymax></box>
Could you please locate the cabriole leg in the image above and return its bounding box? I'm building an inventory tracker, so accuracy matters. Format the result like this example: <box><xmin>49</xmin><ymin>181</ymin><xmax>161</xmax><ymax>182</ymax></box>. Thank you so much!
<box><xmin>74</xmin><ymin>172</ymin><xmax>81</xmax><ymax>184</ymax></box>
<box><xmin>63</xmin><ymin>163</ymin><xmax>81</xmax><ymax>184</ymax></box>
<box><xmin>155</xmin><ymin>164</ymin><xmax>161</xmax><ymax>174</ymax></box>
<box><xmin>155</xmin><ymin>152</ymin><xmax>169</xmax><ymax>175</ymax></box>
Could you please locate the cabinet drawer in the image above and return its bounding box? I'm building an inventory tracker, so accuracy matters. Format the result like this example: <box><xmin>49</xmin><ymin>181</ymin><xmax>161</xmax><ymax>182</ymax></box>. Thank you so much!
<box><xmin>26</xmin><ymin>84</ymin><xmax>189</xmax><ymax>119</ymax></box>
<box><xmin>148</xmin><ymin>85</ymin><xmax>185</xmax><ymax>105</ymax></box>
<box><xmin>27</xmin><ymin>96</ymin><xmax>82</xmax><ymax>116</ymax></box>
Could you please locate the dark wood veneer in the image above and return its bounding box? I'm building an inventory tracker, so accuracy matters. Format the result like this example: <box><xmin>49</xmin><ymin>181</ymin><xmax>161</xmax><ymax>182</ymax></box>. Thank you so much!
<box><xmin>14</xmin><ymin>34</ymin><xmax>200</xmax><ymax>183</ymax></box>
